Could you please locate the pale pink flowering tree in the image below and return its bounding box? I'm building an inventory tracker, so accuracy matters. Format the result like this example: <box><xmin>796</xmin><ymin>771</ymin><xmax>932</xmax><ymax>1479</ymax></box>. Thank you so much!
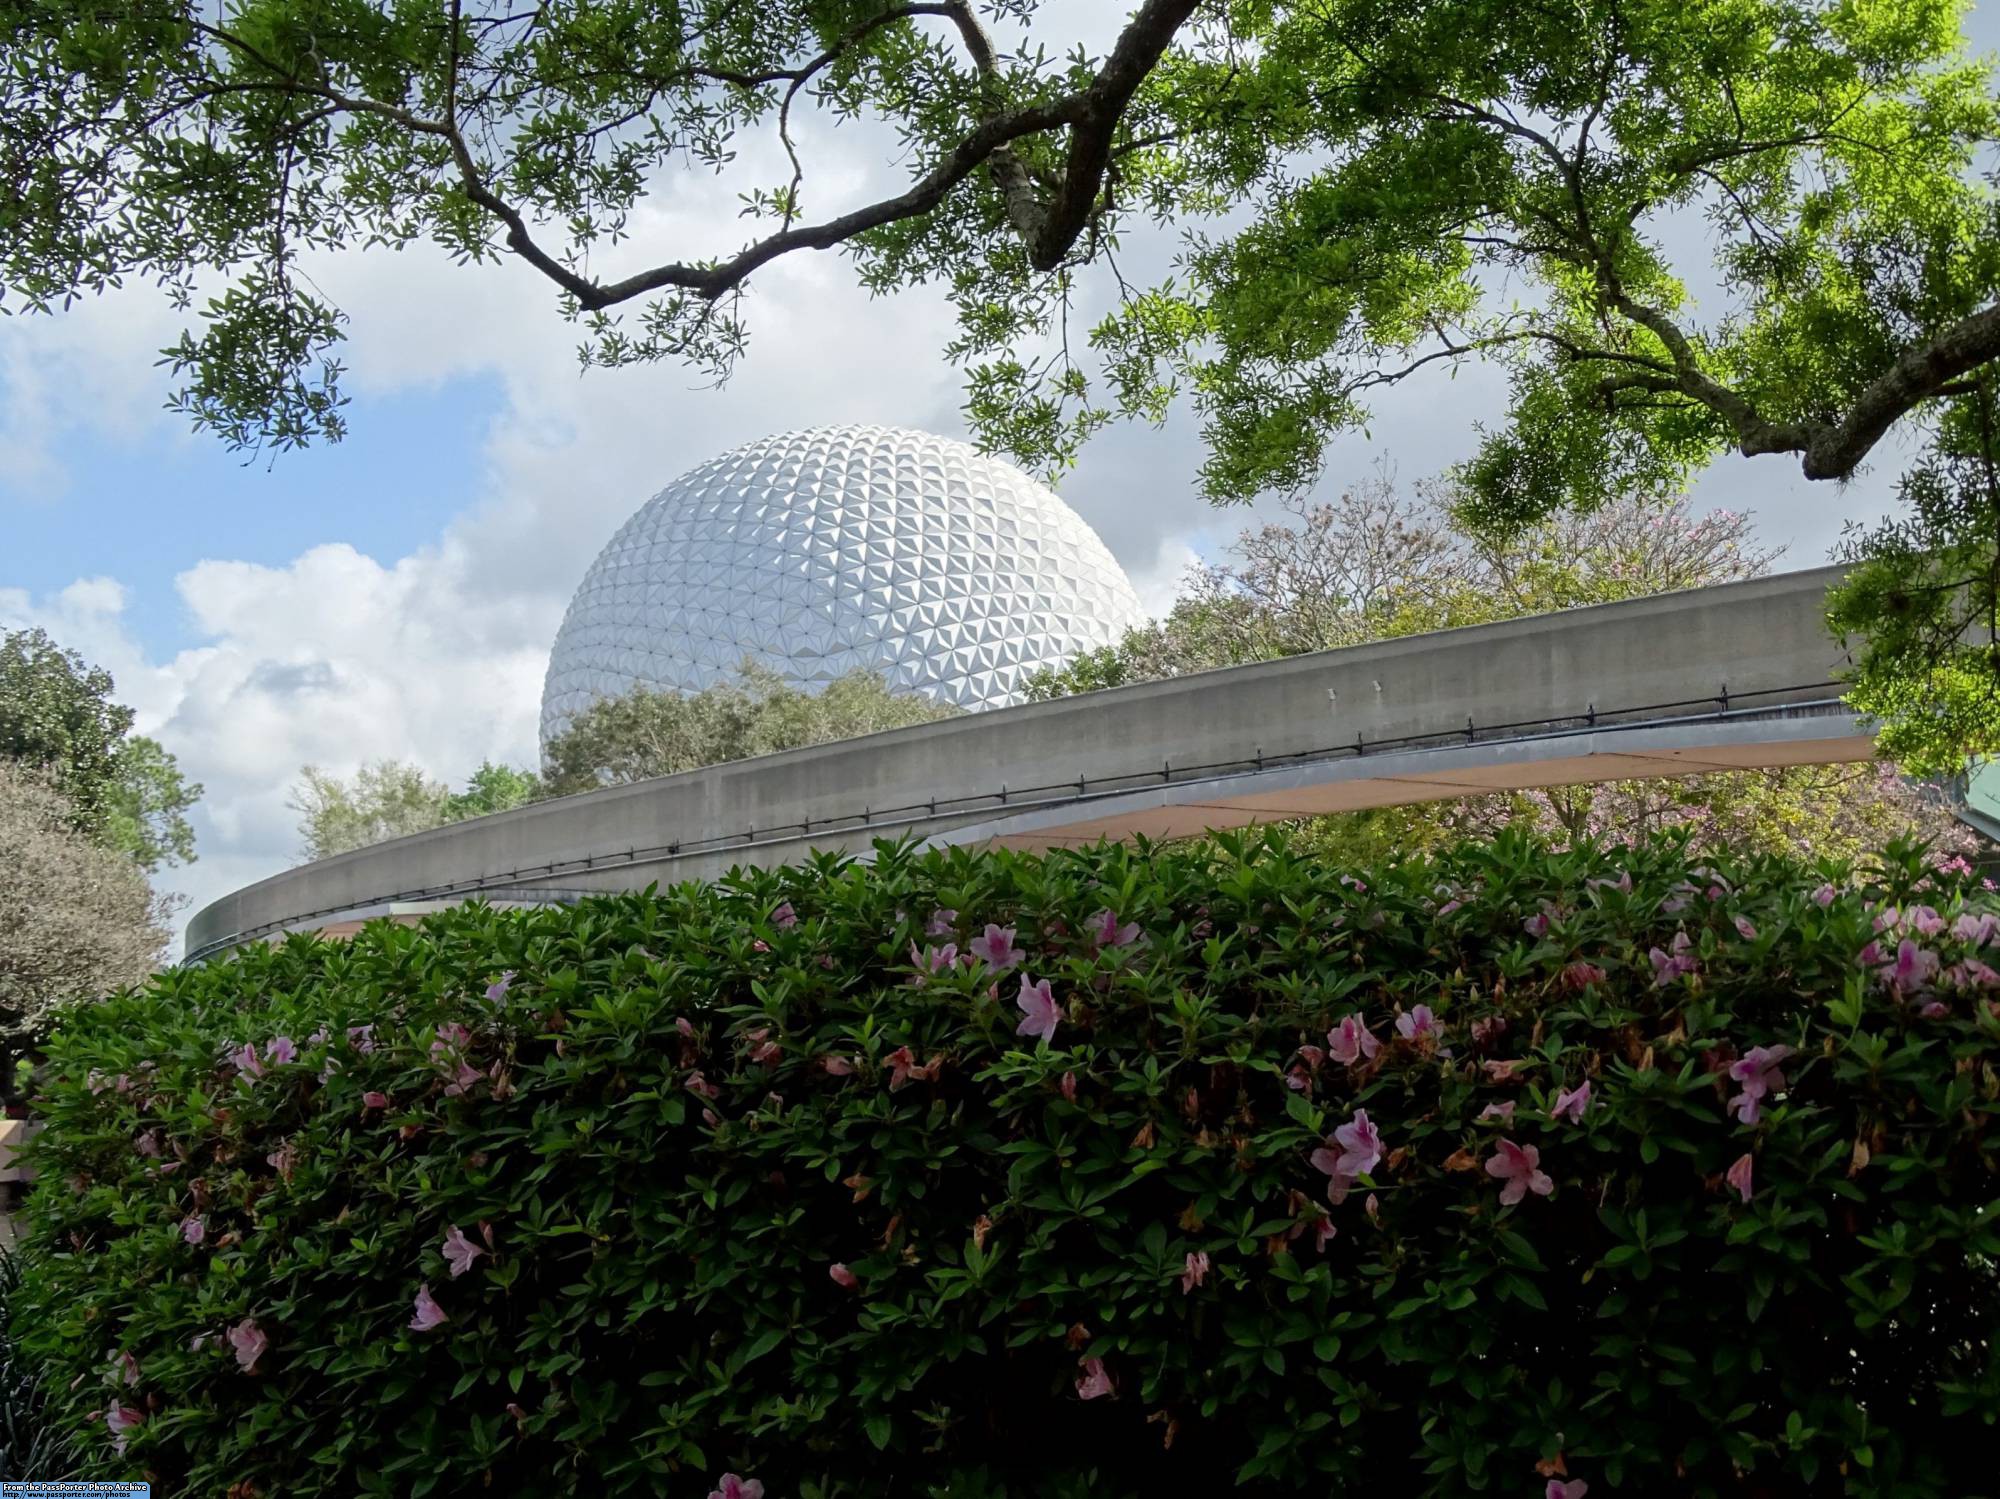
<box><xmin>1485</xmin><ymin>1139</ymin><xmax>1554</xmax><ymax>1205</ymax></box>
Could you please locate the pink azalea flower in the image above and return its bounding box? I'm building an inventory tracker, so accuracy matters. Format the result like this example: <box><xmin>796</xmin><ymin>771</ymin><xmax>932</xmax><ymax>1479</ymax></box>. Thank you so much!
<box><xmin>926</xmin><ymin>908</ymin><xmax>958</xmax><ymax>936</ymax></box>
<box><xmin>1733</xmin><ymin>916</ymin><xmax>1758</xmax><ymax>941</ymax></box>
<box><xmin>1016</xmin><ymin>976</ymin><xmax>1060</xmax><ymax>1042</ymax></box>
<box><xmin>1649</xmin><ymin>932</ymin><xmax>1698</xmax><ymax>987</ymax></box>
<box><xmin>1285</xmin><ymin>1066</ymin><xmax>1312</xmax><ymax>1092</ymax></box>
<box><xmin>1726</xmin><ymin>1153</ymin><xmax>1755</xmax><ymax>1203</ymax></box>
<box><xmin>1484</xmin><ymin>1139</ymin><xmax>1554</xmax><ymax>1206</ymax></box>
<box><xmin>1436</xmin><ymin>898</ymin><xmax>1464</xmax><ymax>916</ymax></box>
<box><xmin>1588</xmin><ymin>871</ymin><xmax>1633</xmax><ymax>895</ymax></box>
<box><xmin>443</xmin><ymin>1225</ymin><xmax>486</xmax><ymax>1278</ymax></box>
<box><xmin>675</xmin><ymin>1017</ymin><xmax>695</xmax><ymax>1037</ymax></box>
<box><xmin>750</xmin><ymin>938</ymin><xmax>769</xmax><ymax>953</ymax></box>
<box><xmin>1091</xmin><ymin>908</ymin><xmax>1142</xmax><ymax>948</ymax></box>
<box><xmin>822</xmin><ymin>1055</ymin><xmax>857</xmax><ymax>1076</ymax></box>
<box><xmin>115</xmin><ymin>1349</ymin><xmax>140</xmax><ymax>1386</ymax></box>
<box><xmin>1364</xmin><ymin>1193</ymin><xmax>1380</xmax><ymax>1223</ymax></box>
<box><xmin>1547</xmin><ymin>1481</ymin><xmax>1589</xmax><ymax>1499</ymax></box>
<box><xmin>1811</xmin><ymin>883</ymin><xmax>1837</xmax><ymax>908</ymax></box>
<box><xmin>1878</xmin><ymin>938</ymin><xmax>1939</xmax><ymax>992</ymax></box>
<box><xmin>1946</xmin><ymin>958</ymin><xmax>2000</xmax><ymax>990</ymax></box>
<box><xmin>1857</xmin><ymin>939</ymin><xmax>1885</xmax><ymax>967</ymax></box>
<box><xmin>362</xmin><ymin>1091</ymin><xmax>391</xmax><ymax>1110</ymax></box>
<box><xmin>265</xmin><ymin>1035</ymin><xmax>297</xmax><ymax>1065</ymax></box>
<box><xmin>708</xmin><ymin>1476</ymin><xmax>765</xmax><ymax>1499</ymax></box>
<box><xmin>1330</xmin><ymin>1109</ymin><xmax>1383</xmax><ymax>1176</ymax></box>
<box><xmin>1470</xmin><ymin>1016</ymin><xmax>1508</xmax><ymax>1047</ymax></box>
<box><xmin>1180</xmin><ymin>1251</ymin><xmax>1210</xmax><ymax>1293</ymax></box>
<box><xmin>485</xmin><ymin>971</ymin><xmax>515</xmax><ymax>1002</ymax></box>
<box><xmin>1552</xmin><ymin>1080</ymin><xmax>1592</xmax><ymax>1124</ymax></box>
<box><xmin>1395</xmin><ymin>1005</ymin><xmax>1439</xmax><ymax>1040</ymax></box>
<box><xmin>134</xmin><ymin>1130</ymin><xmax>160</xmax><ymax>1158</ymax></box>
<box><xmin>1060</xmin><ymin>1071</ymin><xmax>1078</xmax><ymax>1101</ymax></box>
<box><xmin>1726</xmin><ymin>1044</ymin><xmax>1793</xmax><ymax>1125</ymax></box>
<box><xmin>105</xmin><ymin>1402</ymin><xmax>145</xmax><ymax>1454</ymax></box>
<box><xmin>1297</xmin><ymin>1044</ymin><xmax>1326</xmax><ymax>1070</ymax></box>
<box><xmin>684</xmin><ymin>1071</ymin><xmax>721</xmax><ymax>1100</ymax></box>
<box><xmin>971</xmin><ymin>924</ymin><xmax>1025</xmax><ymax>970</ymax></box>
<box><xmin>747</xmin><ymin>1028</ymin><xmax>782</xmax><ymax>1065</ymax></box>
<box><xmin>229</xmin><ymin>1042</ymin><xmax>264</xmax><ymax>1077</ymax></box>
<box><xmin>907</xmin><ymin>940</ymin><xmax>957</xmax><ymax>985</ymax></box>
<box><xmin>1920</xmin><ymin>998</ymin><xmax>1950</xmax><ymax>1018</ymax></box>
<box><xmin>1954</xmin><ymin>911</ymin><xmax>1999</xmax><ymax>945</ymax></box>
<box><xmin>1908</xmin><ymin>905</ymin><xmax>1946</xmax><ymax>938</ymax></box>
<box><xmin>1561</xmin><ymin>961</ymin><xmax>1606</xmax><ymax>991</ymax></box>
<box><xmin>771</xmin><ymin>902</ymin><xmax>798</xmax><ymax>930</ymax></box>
<box><xmin>266</xmin><ymin>1142</ymin><xmax>297</xmax><ymax>1180</ymax></box>
<box><xmin>228</xmin><ymin>1317</ymin><xmax>268</xmax><ymax>1372</ymax></box>
<box><xmin>347</xmin><ymin>1024</ymin><xmax>376</xmax><ymax>1053</ymax></box>
<box><xmin>829</xmin><ymin>1262</ymin><xmax>859</xmax><ymax>1289</ymax></box>
<box><xmin>443</xmin><ymin>1059</ymin><xmax>484</xmax><ymax>1097</ymax></box>
<box><xmin>1523</xmin><ymin>913</ymin><xmax>1550</xmax><ymax>938</ymax></box>
<box><xmin>409</xmin><ymin>1283</ymin><xmax>447</xmax><ymax>1332</ymax></box>
<box><xmin>1326</xmin><ymin>1014</ymin><xmax>1381</xmax><ymax>1065</ymax></box>
<box><xmin>1483</xmin><ymin>1059</ymin><xmax>1527</xmax><ymax>1083</ymax></box>
<box><xmin>180</xmin><ymin>1216</ymin><xmax>206</xmax><ymax>1246</ymax></box>
<box><xmin>431</xmin><ymin>1022</ymin><xmax>472</xmax><ymax>1056</ymax></box>
<box><xmin>1873</xmin><ymin>905</ymin><xmax>1901</xmax><ymax>933</ymax></box>
<box><xmin>1478</xmin><ymin>1101</ymin><xmax>1516</xmax><ymax>1121</ymax></box>
<box><xmin>1075</xmin><ymin>1357</ymin><xmax>1114</xmax><ymax>1399</ymax></box>
<box><xmin>884</xmin><ymin>1046</ymin><xmax>940</xmax><ymax>1089</ymax></box>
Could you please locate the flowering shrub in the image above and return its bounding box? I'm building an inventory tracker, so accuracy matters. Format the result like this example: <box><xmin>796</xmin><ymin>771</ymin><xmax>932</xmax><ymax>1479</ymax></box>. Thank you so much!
<box><xmin>16</xmin><ymin>831</ymin><xmax>2000</xmax><ymax>1497</ymax></box>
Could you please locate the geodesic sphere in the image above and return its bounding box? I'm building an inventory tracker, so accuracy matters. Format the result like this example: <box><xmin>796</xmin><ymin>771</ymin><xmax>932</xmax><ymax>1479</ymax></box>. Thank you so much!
<box><xmin>538</xmin><ymin>425</ymin><xmax>1147</xmax><ymax>748</ymax></box>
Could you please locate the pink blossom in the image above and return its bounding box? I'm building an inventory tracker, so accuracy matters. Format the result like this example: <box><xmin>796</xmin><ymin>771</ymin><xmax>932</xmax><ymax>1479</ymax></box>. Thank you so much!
<box><xmin>266</xmin><ymin>1142</ymin><xmax>297</xmax><ymax>1180</ymax></box>
<box><xmin>1180</xmin><ymin>1251</ymin><xmax>1210</xmax><ymax>1293</ymax></box>
<box><xmin>1326</xmin><ymin>1014</ymin><xmax>1381</xmax><ymax>1065</ymax></box>
<box><xmin>1285</xmin><ymin>1066</ymin><xmax>1312</xmax><ymax>1092</ymax></box>
<box><xmin>927</xmin><ymin>908</ymin><xmax>958</xmax><ymax>936</ymax></box>
<box><xmin>708</xmin><ymin>1476</ymin><xmax>765</xmax><ymax>1499</ymax></box>
<box><xmin>1478</xmin><ymin>1101</ymin><xmax>1516</xmax><ymax>1121</ymax></box>
<box><xmin>134</xmin><ymin>1130</ymin><xmax>160</xmax><ymax>1158</ymax></box>
<box><xmin>675</xmin><ymin>1017</ymin><xmax>695</xmax><ymax>1037</ymax></box>
<box><xmin>1470</xmin><ymin>1016</ymin><xmax>1508</xmax><ymax>1048</ymax></box>
<box><xmin>229</xmin><ymin>1042</ymin><xmax>264</xmax><ymax>1077</ymax></box>
<box><xmin>1311</xmin><ymin>1110</ymin><xmax>1383</xmax><ymax>1202</ymax></box>
<box><xmin>1436</xmin><ymin>899</ymin><xmax>1464</xmax><ymax>916</ymax></box>
<box><xmin>822</xmin><ymin>1055</ymin><xmax>857</xmax><ymax>1076</ymax></box>
<box><xmin>1312</xmin><ymin>1217</ymin><xmax>1337</xmax><ymax>1251</ymax></box>
<box><xmin>1727</xmin><ymin>1045</ymin><xmax>1793</xmax><ymax>1125</ymax></box>
<box><xmin>747</xmin><ymin>1028</ymin><xmax>782</xmax><ymax>1065</ymax></box>
<box><xmin>1908</xmin><ymin>904</ymin><xmax>1946</xmax><ymax>938</ymax></box>
<box><xmin>970</xmin><ymin>924</ymin><xmax>1025</xmax><ymax>969</ymax></box>
<box><xmin>363</xmin><ymin>1091</ymin><xmax>391</xmax><ymax>1110</ymax></box>
<box><xmin>907</xmin><ymin>940</ymin><xmax>958</xmax><ymax>984</ymax></box>
<box><xmin>1395</xmin><ymin>1005</ymin><xmax>1439</xmax><ymax>1040</ymax></box>
<box><xmin>228</xmin><ymin>1317</ymin><xmax>268</xmax><ymax>1372</ymax></box>
<box><xmin>1523</xmin><ymin>913</ymin><xmax>1550</xmax><ymax>938</ymax></box>
<box><xmin>1482</xmin><ymin>1059</ymin><xmax>1527</xmax><ymax>1083</ymax></box>
<box><xmin>1649</xmin><ymin>932</ymin><xmax>1698</xmax><ymax>987</ymax></box>
<box><xmin>409</xmin><ymin>1283</ymin><xmax>447</xmax><ymax>1332</ymax></box>
<box><xmin>443</xmin><ymin>1225</ymin><xmax>486</xmax><ymax>1278</ymax></box>
<box><xmin>1015</xmin><ymin>975</ymin><xmax>1060</xmax><ymax>1042</ymax></box>
<box><xmin>443</xmin><ymin>1059</ymin><xmax>484</xmax><ymax>1097</ymax></box>
<box><xmin>1726</xmin><ymin>1153</ymin><xmax>1755</xmax><ymax>1203</ymax></box>
<box><xmin>1588</xmin><ymin>871</ymin><xmax>1633</xmax><ymax>895</ymax></box>
<box><xmin>431</xmin><ymin>1022</ymin><xmax>472</xmax><ymax>1056</ymax></box>
<box><xmin>114</xmin><ymin>1349</ymin><xmax>140</xmax><ymax>1387</ymax></box>
<box><xmin>1954</xmin><ymin>911</ymin><xmax>1999</xmax><ymax>946</ymax></box>
<box><xmin>884</xmin><ymin>1046</ymin><xmax>939</xmax><ymax>1089</ymax></box>
<box><xmin>1297</xmin><ymin>1044</ymin><xmax>1325</xmax><ymax>1070</ymax></box>
<box><xmin>1560</xmin><ymin>961</ymin><xmax>1606</xmax><ymax>991</ymax></box>
<box><xmin>1552</xmin><ymin>1080</ymin><xmax>1592</xmax><ymax>1124</ymax></box>
<box><xmin>347</xmin><ymin>1024</ymin><xmax>376</xmax><ymax>1053</ymax></box>
<box><xmin>1944</xmin><ymin>958</ymin><xmax>2000</xmax><ymax>990</ymax></box>
<box><xmin>105</xmin><ymin>1403</ymin><xmax>145</xmax><ymax>1454</ymax></box>
<box><xmin>684</xmin><ymin>1071</ymin><xmax>721</xmax><ymax>1100</ymax></box>
<box><xmin>1733</xmin><ymin>916</ymin><xmax>1758</xmax><ymax>941</ymax></box>
<box><xmin>180</xmin><ymin>1216</ymin><xmax>205</xmax><ymax>1246</ymax></box>
<box><xmin>1857</xmin><ymin>939</ymin><xmax>1885</xmax><ymax>966</ymax></box>
<box><xmin>485</xmin><ymin>971</ymin><xmax>516</xmax><ymax>1003</ymax></box>
<box><xmin>1364</xmin><ymin>1193</ymin><xmax>1380</xmax><ymax>1223</ymax></box>
<box><xmin>1811</xmin><ymin>883</ymin><xmax>1837</xmax><ymax>908</ymax></box>
<box><xmin>265</xmin><ymin>1035</ymin><xmax>297</xmax><ymax>1065</ymax></box>
<box><xmin>1920</xmin><ymin>999</ymin><xmax>1950</xmax><ymax>1018</ymax></box>
<box><xmin>1075</xmin><ymin>1357</ymin><xmax>1114</xmax><ymax>1399</ymax></box>
<box><xmin>1060</xmin><ymin>1071</ymin><xmax>1078</xmax><ymax>1102</ymax></box>
<box><xmin>1936</xmin><ymin>853</ymin><xmax>1976</xmax><ymax>876</ymax></box>
<box><xmin>770</xmin><ymin>901</ymin><xmax>798</xmax><ymax>930</ymax></box>
<box><xmin>1091</xmin><ymin>908</ymin><xmax>1142</xmax><ymax>948</ymax></box>
<box><xmin>1878</xmin><ymin>938</ymin><xmax>1939</xmax><ymax>993</ymax></box>
<box><xmin>829</xmin><ymin>1262</ymin><xmax>859</xmax><ymax>1289</ymax></box>
<box><xmin>750</xmin><ymin>939</ymin><xmax>769</xmax><ymax>953</ymax></box>
<box><xmin>1484</xmin><ymin>1139</ymin><xmax>1553</xmax><ymax>1206</ymax></box>
<box><xmin>1547</xmin><ymin>1482</ymin><xmax>1589</xmax><ymax>1499</ymax></box>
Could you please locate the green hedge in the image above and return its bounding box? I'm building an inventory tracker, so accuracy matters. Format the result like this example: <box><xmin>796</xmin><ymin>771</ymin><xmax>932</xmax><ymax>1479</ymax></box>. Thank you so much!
<box><xmin>18</xmin><ymin>832</ymin><xmax>2000</xmax><ymax>1497</ymax></box>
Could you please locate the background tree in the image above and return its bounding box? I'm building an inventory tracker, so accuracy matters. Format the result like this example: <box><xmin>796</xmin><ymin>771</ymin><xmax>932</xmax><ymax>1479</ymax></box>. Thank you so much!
<box><xmin>0</xmin><ymin>628</ymin><xmax>135</xmax><ymax>840</ymax></box>
<box><xmin>101</xmin><ymin>736</ymin><xmax>203</xmax><ymax>873</ymax></box>
<box><xmin>288</xmin><ymin>761</ymin><xmax>455</xmax><ymax>862</ymax></box>
<box><xmin>1027</xmin><ymin>484</ymin><xmax>1980</xmax><ymax>866</ymax></box>
<box><xmin>441</xmin><ymin>762</ymin><xmax>543</xmax><ymax>823</ymax></box>
<box><xmin>540</xmin><ymin>664</ymin><xmax>961</xmax><ymax>796</ymax></box>
<box><xmin>0</xmin><ymin>762</ymin><xmax>171</xmax><ymax>1091</ymax></box>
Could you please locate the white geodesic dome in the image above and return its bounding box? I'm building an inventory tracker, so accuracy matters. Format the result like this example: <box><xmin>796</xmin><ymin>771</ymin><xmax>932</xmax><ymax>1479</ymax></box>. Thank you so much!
<box><xmin>538</xmin><ymin>425</ymin><xmax>1146</xmax><ymax>749</ymax></box>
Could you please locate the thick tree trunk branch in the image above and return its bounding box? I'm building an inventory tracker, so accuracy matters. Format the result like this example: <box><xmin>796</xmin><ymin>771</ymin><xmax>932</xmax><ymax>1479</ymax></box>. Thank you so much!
<box><xmin>1800</xmin><ymin>301</ymin><xmax>2000</xmax><ymax>478</ymax></box>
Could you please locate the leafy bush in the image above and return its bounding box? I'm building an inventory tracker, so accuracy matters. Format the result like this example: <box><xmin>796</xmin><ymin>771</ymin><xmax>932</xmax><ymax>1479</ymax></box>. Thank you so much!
<box><xmin>0</xmin><ymin>1249</ymin><xmax>78</xmax><ymax>1481</ymax></box>
<box><xmin>18</xmin><ymin>832</ymin><xmax>2000</xmax><ymax>1497</ymax></box>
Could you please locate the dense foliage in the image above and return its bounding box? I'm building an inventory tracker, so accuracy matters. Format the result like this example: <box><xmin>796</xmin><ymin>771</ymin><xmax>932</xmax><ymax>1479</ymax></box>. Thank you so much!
<box><xmin>0</xmin><ymin>762</ymin><xmax>172</xmax><ymax>1088</ymax></box>
<box><xmin>0</xmin><ymin>627</ymin><xmax>201</xmax><ymax>869</ymax></box>
<box><xmin>1024</xmin><ymin>486</ymin><xmax>1977</xmax><ymax>867</ymax></box>
<box><xmin>0</xmin><ymin>1252</ymin><xmax>76</xmax><ymax>1482</ymax></box>
<box><xmin>18</xmin><ymin>831</ymin><xmax>2000</xmax><ymax>1497</ymax></box>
